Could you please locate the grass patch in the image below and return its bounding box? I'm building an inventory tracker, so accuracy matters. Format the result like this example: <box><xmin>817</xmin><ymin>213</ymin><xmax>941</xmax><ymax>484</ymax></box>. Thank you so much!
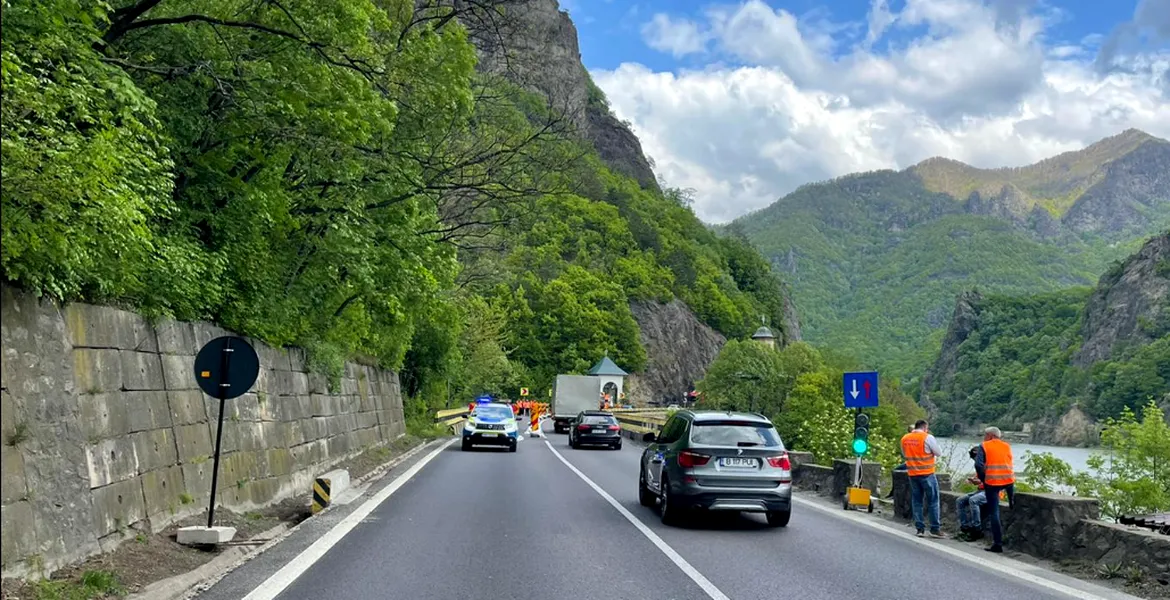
<box><xmin>406</xmin><ymin>416</ymin><xmax>449</xmax><ymax>440</ymax></box>
<box><xmin>32</xmin><ymin>569</ymin><xmax>124</xmax><ymax>600</ymax></box>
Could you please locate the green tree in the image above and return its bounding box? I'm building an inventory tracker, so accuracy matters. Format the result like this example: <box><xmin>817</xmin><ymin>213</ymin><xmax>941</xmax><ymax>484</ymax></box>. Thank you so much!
<box><xmin>697</xmin><ymin>340</ymin><xmax>791</xmax><ymax>413</ymax></box>
<box><xmin>1019</xmin><ymin>400</ymin><xmax>1170</xmax><ymax>520</ymax></box>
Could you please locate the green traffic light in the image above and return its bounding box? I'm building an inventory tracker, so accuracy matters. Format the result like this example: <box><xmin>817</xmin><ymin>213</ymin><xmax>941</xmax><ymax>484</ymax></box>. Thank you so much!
<box><xmin>851</xmin><ymin>438</ymin><xmax>869</xmax><ymax>455</ymax></box>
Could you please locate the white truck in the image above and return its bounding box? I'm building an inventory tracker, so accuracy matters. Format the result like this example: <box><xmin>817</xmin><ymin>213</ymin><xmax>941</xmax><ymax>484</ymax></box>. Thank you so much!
<box><xmin>551</xmin><ymin>375</ymin><xmax>600</xmax><ymax>433</ymax></box>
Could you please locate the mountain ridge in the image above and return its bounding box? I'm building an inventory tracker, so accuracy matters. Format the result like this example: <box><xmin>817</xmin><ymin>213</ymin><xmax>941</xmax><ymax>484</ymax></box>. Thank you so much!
<box><xmin>735</xmin><ymin>129</ymin><xmax>1170</xmax><ymax>381</ymax></box>
<box><xmin>909</xmin><ymin>128</ymin><xmax>1167</xmax><ymax>222</ymax></box>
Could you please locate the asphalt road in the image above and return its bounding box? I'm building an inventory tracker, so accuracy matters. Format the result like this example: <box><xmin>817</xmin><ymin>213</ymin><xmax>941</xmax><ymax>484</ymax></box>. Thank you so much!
<box><xmin>197</xmin><ymin>428</ymin><xmax>1137</xmax><ymax>600</ymax></box>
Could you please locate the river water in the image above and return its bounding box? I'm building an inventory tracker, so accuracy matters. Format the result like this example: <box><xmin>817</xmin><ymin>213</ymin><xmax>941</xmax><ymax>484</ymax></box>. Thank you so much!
<box><xmin>936</xmin><ymin>436</ymin><xmax>1099</xmax><ymax>475</ymax></box>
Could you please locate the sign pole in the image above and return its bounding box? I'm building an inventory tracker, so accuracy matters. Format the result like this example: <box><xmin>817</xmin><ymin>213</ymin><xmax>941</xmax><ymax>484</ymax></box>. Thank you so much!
<box><xmin>854</xmin><ymin>407</ymin><xmax>863</xmax><ymax>489</ymax></box>
<box><xmin>206</xmin><ymin>339</ymin><xmax>235</xmax><ymax>528</ymax></box>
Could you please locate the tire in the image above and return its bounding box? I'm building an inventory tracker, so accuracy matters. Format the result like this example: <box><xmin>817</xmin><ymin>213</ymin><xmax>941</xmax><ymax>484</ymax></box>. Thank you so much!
<box><xmin>509</xmin><ymin>442</ymin><xmax>517</xmax><ymax>453</ymax></box>
<box><xmin>639</xmin><ymin>468</ymin><xmax>657</xmax><ymax>508</ymax></box>
<box><xmin>461</xmin><ymin>439</ymin><xmax>472</xmax><ymax>451</ymax></box>
<box><xmin>659</xmin><ymin>476</ymin><xmax>683</xmax><ymax>525</ymax></box>
<box><xmin>569</xmin><ymin>437</ymin><xmax>578</xmax><ymax>449</ymax></box>
<box><xmin>612</xmin><ymin>442</ymin><xmax>622</xmax><ymax>451</ymax></box>
<box><xmin>766</xmin><ymin>509</ymin><xmax>791</xmax><ymax>528</ymax></box>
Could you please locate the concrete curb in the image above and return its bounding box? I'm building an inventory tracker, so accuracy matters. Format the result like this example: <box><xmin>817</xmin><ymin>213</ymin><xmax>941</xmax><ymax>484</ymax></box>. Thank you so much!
<box><xmin>128</xmin><ymin>523</ymin><xmax>289</xmax><ymax>600</ymax></box>
<box><xmin>166</xmin><ymin>437</ymin><xmax>441</xmax><ymax>600</ymax></box>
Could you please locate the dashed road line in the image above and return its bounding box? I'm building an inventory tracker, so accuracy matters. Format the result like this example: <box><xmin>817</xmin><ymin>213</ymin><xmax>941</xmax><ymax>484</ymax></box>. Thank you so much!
<box><xmin>544</xmin><ymin>440</ymin><xmax>731</xmax><ymax>600</ymax></box>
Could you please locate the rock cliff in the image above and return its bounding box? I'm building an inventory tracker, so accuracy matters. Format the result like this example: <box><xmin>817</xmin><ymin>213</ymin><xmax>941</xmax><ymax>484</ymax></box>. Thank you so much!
<box><xmin>1074</xmin><ymin>230</ymin><xmax>1170</xmax><ymax>366</ymax></box>
<box><xmin>625</xmin><ymin>300</ymin><xmax>726</xmax><ymax>406</ymax></box>
<box><xmin>469</xmin><ymin>0</ymin><xmax>659</xmax><ymax>191</ymax></box>
<box><xmin>923</xmin><ymin>231</ymin><xmax>1169</xmax><ymax>445</ymax></box>
<box><xmin>918</xmin><ymin>290</ymin><xmax>982</xmax><ymax>414</ymax></box>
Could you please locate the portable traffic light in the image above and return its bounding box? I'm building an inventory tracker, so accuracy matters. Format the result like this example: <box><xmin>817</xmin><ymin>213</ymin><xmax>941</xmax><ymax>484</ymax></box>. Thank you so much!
<box><xmin>852</xmin><ymin>412</ymin><xmax>870</xmax><ymax>455</ymax></box>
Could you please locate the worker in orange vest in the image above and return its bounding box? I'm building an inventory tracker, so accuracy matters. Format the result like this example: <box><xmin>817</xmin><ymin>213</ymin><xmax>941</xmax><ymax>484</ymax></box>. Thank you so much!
<box><xmin>900</xmin><ymin>419</ymin><xmax>945</xmax><ymax>538</ymax></box>
<box><xmin>975</xmin><ymin>426</ymin><xmax>1015</xmax><ymax>553</ymax></box>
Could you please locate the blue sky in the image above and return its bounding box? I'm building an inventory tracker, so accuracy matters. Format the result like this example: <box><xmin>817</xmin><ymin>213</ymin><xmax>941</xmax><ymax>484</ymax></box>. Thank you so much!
<box><xmin>568</xmin><ymin>0</ymin><xmax>1130</xmax><ymax>72</ymax></box>
<box><xmin>558</xmin><ymin>0</ymin><xmax>1170</xmax><ymax>223</ymax></box>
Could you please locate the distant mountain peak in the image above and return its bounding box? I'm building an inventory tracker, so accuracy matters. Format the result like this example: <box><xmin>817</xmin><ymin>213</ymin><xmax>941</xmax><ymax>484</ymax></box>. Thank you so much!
<box><xmin>909</xmin><ymin>128</ymin><xmax>1168</xmax><ymax>218</ymax></box>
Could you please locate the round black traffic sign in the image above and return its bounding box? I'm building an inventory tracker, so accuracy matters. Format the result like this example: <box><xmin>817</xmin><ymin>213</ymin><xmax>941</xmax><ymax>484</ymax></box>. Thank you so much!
<box><xmin>193</xmin><ymin>336</ymin><xmax>260</xmax><ymax>400</ymax></box>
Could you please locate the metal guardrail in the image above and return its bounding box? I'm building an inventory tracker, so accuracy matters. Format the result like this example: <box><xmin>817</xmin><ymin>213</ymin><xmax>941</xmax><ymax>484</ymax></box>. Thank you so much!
<box><xmin>613</xmin><ymin>410</ymin><xmax>667</xmax><ymax>435</ymax></box>
<box><xmin>434</xmin><ymin>407</ymin><xmax>470</xmax><ymax>432</ymax></box>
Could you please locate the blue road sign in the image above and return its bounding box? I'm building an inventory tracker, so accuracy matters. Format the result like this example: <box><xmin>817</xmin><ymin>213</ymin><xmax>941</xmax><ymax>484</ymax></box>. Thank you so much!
<box><xmin>843</xmin><ymin>371</ymin><xmax>879</xmax><ymax>408</ymax></box>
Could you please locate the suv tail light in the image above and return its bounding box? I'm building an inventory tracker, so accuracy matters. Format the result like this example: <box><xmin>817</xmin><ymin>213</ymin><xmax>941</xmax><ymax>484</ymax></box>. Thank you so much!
<box><xmin>766</xmin><ymin>453</ymin><xmax>791</xmax><ymax>470</ymax></box>
<box><xmin>577</xmin><ymin>424</ymin><xmax>590</xmax><ymax>431</ymax></box>
<box><xmin>767</xmin><ymin>452</ymin><xmax>793</xmax><ymax>483</ymax></box>
<box><xmin>678</xmin><ymin>451</ymin><xmax>711</xmax><ymax>468</ymax></box>
<box><xmin>606</xmin><ymin>425</ymin><xmax>620</xmax><ymax>431</ymax></box>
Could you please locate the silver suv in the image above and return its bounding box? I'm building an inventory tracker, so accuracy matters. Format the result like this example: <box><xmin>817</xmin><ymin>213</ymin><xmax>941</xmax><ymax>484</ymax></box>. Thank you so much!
<box><xmin>638</xmin><ymin>410</ymin><xmax>792</xmax><ymax>527</ymax></box>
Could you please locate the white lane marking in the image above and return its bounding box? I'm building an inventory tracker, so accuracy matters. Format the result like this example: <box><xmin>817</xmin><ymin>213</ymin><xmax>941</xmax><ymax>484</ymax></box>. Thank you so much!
<box><xmin>544</xmin><ymin>441</ymin><xmax>731</xmax><ymax>600</ymax></box>
<box><xmin>792</xmin><ymin>496</ymin><xmax>1132</xmax><ymax>600</ymax></box>
<box><xmin>241</xmin><ymin>439</ymin><xmax>456</xmax><ymax>600</ymax></box>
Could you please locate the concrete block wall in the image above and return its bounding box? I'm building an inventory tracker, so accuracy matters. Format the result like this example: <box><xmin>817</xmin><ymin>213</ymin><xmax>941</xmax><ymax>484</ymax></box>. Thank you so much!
<box><xmin>0</xmin><ymin>286</ymin><xmax>405</xmax><ymax>578</ymax></box>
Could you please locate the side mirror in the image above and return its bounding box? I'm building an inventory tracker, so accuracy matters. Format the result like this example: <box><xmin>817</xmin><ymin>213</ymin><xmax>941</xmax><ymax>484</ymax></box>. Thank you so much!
<box><xmin>642</xmin><ymin>432</ymin><xmax>657</xmax><ymax>443</ymax></box>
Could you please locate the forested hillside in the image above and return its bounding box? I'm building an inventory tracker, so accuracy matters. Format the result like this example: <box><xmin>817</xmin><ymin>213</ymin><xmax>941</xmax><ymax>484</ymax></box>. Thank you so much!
<box><xmin>1</xmin><ymin>0</ymin><xmax>794</xmax><ymax>413</ymax></box>
<box><xmin>921</xmin><ymin>232</ymin><xmax>1170</xmax><ymax>443</ymax></box>
<box><xmin>736</xmin><ymin>131</ymin><xmax>1170</xmax><ymax>382</ymax></box>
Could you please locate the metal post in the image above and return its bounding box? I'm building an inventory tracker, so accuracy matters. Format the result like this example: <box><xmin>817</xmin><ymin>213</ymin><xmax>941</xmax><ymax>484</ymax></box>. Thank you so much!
<box><xmin>854</xmin><ymin>408</ymin><xmax>863</xmax><ymax>488</ymax></box>
<box><xmin>206</xmin><ymin>339</ymin><xmax>235</xmax><ymax>528</ymax></box>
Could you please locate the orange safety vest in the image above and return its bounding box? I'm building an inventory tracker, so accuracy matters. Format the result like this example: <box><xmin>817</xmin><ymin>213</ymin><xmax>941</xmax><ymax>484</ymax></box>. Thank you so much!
<box><xmin>900</xmin><ymin>430</ymin><xmax>936</xmax><ymax>476</ymax></box>
<box><xmin>981</xmin><ymin>439</ymin><xmax>1015</xmax><ymax>486</ymax></box>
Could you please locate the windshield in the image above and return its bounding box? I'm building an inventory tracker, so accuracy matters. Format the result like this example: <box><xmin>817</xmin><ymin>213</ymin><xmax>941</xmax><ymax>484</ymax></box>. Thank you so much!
<box><xmin>472</xmin><ymin>405</ymin><xmax>513</xmax><ymax>420</ymax></box>
<box><xmin>581</xmin><ymin>415</ymin><xmax>616</xmax><ymax>425</ymax></box>
<box><xmin>690</xmin><ymin>421</ymin><xmax>784</xmax><ymax>448</ymax></box>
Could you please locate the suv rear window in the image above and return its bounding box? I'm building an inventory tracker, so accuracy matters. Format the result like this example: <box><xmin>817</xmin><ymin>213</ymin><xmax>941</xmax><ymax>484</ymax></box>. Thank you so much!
<box><xmin>581</xmin><ymin>415</ymin><xmax>616</xmax><ymax>425</ymax></box>
<box><xmin>690</xmin><ymin>421</ymin><xmax>783</xmax><ymax>448</ymax></box>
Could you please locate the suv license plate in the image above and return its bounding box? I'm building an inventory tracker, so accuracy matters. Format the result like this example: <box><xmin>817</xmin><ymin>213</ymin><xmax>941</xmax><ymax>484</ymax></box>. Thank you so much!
<box><xmin>720</xmin><ymin>457</ymin><xmax>756</xmax><ymax>468</ymax></box>
<box><xmin>593</xmin><ymin>428</ymin><xmax>608</xmax><ymax>433</ymax></box>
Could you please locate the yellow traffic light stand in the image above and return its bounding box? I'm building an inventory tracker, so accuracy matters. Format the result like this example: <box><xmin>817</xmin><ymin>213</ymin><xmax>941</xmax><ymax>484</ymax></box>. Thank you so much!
<box><xmin>843</xmin><ymin>457</ymin><xmax>874</xmax><ymax>512</ymax></box>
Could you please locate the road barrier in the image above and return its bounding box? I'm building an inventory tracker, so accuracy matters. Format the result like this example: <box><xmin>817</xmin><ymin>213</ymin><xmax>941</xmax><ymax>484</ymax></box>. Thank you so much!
<box><xmin>612</xmin><ymin>410</ymin><xmax>667</xmax><ymax>436</ymax></box>
<box><xmin>434</xmin><ymin>407</ymin><xmax>471</xmax><ymax>433</ymax></box>
<box><xmin>311</xmin><ymin>469</ymin><xmax>349</xmax><ymax>514</ymax></box>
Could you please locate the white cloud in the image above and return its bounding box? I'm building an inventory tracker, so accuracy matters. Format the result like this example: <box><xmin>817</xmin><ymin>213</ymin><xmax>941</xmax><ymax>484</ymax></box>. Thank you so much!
<box><xmin>641</xmin><ymin>13</ymin><xmax>710</xmax><ymax>57</ymax></box>
<box><xmin>592</xmin><ymin>0</ymin><xmax>1170</xmax><ymax>223</ymax></box>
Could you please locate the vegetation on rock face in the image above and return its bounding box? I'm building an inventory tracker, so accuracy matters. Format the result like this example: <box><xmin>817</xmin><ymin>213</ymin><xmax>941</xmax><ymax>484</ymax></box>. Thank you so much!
<box><xmin>697</xmin><ymin>341</ymin><xmax>924</xmax><ymax>469</ymax></box>
<box><xmin>923</xmin><ymin>232</ymin><xmax>1170</xmax><ymax>430</ymax></box>
<box><xmin>1</xmin><ymin>0</ymin><xmax>794</xmax><ymax>409</ymax></box>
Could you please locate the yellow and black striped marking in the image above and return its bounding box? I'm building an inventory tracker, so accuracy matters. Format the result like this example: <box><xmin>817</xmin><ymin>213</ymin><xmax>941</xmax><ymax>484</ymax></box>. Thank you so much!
<box><xmin>312</xmin><ymin>477</ymin><xmax>331</xmax><ymax>514</ymax></box>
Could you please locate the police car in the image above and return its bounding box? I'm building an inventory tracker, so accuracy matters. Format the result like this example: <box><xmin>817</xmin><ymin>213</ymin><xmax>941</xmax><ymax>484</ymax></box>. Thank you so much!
<box><xmin>461</xmin><ymin>402</ymin><xmax>520</xmax><ymax>452</ymax></box>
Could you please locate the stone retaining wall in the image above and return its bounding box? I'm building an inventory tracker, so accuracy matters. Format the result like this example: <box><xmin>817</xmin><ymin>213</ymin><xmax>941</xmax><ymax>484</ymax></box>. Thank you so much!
<box><xmin>892</xmin><ymin>471</ymin><xmax>1168</xmax><ymax>577</ymax></box>
<box><xmin>1</xmin><ymin>286</ymin><xmax>405</xmax><ymax>578</ymax></box>
<box><xmin>793</xmin><ymin>464</ymin><xmax>834</xmax><ymax>496</ymax></box>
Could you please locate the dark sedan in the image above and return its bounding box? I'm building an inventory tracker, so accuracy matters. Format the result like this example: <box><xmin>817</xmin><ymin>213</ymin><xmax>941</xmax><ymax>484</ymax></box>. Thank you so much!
<box><xmin>568</xmin><ymin>411</ymin><xmax>622</xmax><ymax>450</ymax></box>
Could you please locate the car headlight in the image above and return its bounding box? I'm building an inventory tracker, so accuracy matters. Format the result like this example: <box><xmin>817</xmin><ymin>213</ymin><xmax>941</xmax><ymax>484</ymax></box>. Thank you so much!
<box><xmin>464</xmin><ymin>420</ymin><xmax>475</xmax><ymax>431</ymax></box>
<box><xmin>504</xmin><ymin>421</ymin><xmax>517</xmax><ymax>432</ymax></box>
